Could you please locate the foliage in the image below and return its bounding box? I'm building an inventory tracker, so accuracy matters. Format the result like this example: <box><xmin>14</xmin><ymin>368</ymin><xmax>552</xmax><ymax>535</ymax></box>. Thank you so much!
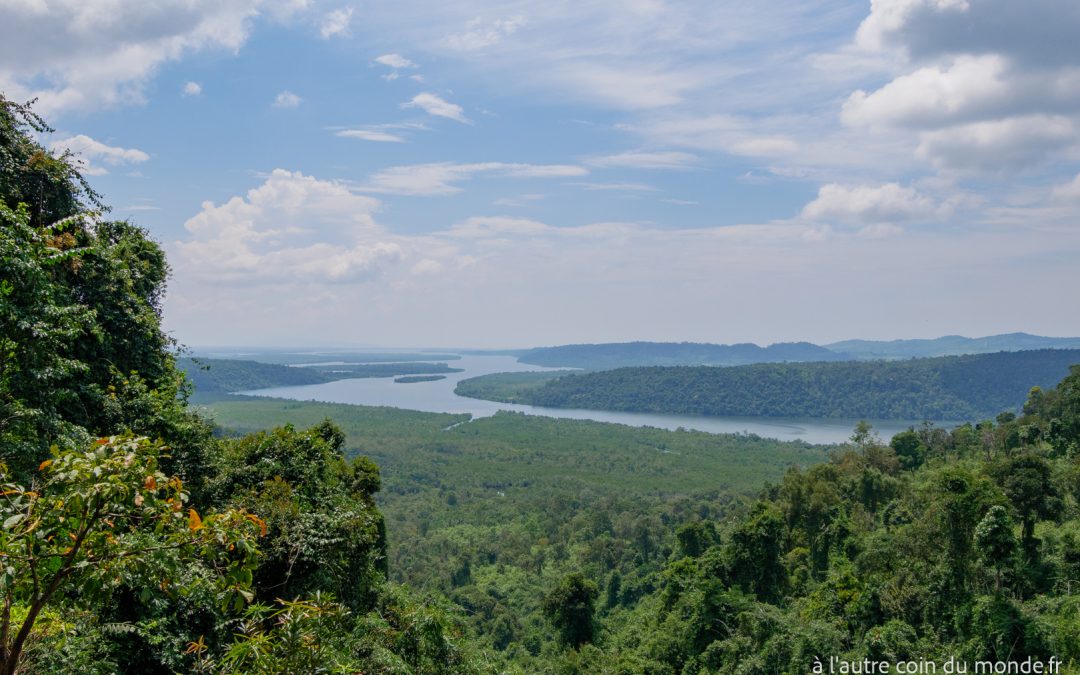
<box><xmin>0</xmin><ymin>436</ymin><xmax>263</xmax><ymax>673</ymax></box>
<box><xmin>543</xmin><ymin>573</ymin><xmax>598</xmax><ymax>648</ymax></box>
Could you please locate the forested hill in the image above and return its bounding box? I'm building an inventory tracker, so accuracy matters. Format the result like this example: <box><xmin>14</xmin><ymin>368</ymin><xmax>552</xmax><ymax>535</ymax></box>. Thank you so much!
<box><xmin>460</xmin><ymin>349</ymin><xmax>1080</xmax><ymax>420</ymax></box>
<box><xmin>179</xmin><ymin>357</ymin><xmax>462</xmax><ymax>395</ymax></box>
<box><xmin>518</xmin><ymin>340</ymin><xmax>845</xmax><ymax>369</ymax></box>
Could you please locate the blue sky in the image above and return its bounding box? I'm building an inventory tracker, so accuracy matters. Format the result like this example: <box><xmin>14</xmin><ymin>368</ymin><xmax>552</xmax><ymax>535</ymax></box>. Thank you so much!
<box><xmin>4</xmin><ymin>0</ymin><xmax>1080</xmax><ymax>348</ymax></box>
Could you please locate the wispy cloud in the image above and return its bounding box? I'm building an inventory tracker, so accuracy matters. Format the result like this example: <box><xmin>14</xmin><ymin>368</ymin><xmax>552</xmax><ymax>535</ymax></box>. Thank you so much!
<box><xmin>362</xmin><ymin>162</ymin><xmax>587</xmax><ymax>196</ymax></box>
<box><xmin>402</xmin><ymin>92</ymin><xmax>470</xmax><ymax>123</ymax></box>
<box><xmin>337</xmin><ymin>129</ymin><xmax>407</xmax><ymax>143</ymax></box>
<box><xmin>182</xmin><ymin>81</ymin><xmax>202</xmax><ymax>96</ymax></box>
<box><xmin>585</xmin><ymin>151</ymin><xmax>698</xmax><ymax>170</ymax></box>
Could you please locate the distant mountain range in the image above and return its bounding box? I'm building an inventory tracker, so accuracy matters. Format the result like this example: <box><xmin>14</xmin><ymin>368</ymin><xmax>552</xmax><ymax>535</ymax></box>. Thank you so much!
<box><xmin>824</xmin><ymin>332</ymin><xmax>1080</xmax><ymax>359</ymax></box>
<box><xmin>517</xmin><ymin>333</ymin><xmax>1080</xmax><ymax>369</ymax></box>
<box><xmin>518</xmin><ymin>341</ymin><xmax>845</xmax><ymax>369</ymax></box>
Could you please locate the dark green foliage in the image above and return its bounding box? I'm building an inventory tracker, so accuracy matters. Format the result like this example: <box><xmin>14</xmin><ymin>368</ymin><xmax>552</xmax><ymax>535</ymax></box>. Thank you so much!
<box><xmin>993</xmin><ymin>454</ymin><xmax>1064</xmax><ymax>558</ymax></box>
<box><xmin>462</xmin><ymin>350</ymin><xmax>1080</xmax><ymax>420</ymax></box>
<box><xmin>543</xmin><ymin>573</ymin><xmax>599</xmax><ymax>648</ymax></box>
<box><xmin>974</xmin><ymin>505</ymin><xmax>1017</xmax><ymax>591</ymax></box>
<box><xmin>207</xmin><ymin>421</ymin><xmax>388</xmax><ymax>611</ymax></box>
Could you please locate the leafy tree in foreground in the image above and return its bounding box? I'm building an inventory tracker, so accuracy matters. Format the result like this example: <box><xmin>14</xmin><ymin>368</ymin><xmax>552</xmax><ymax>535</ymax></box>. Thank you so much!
<box><xmin>0</xmin><ymin>435</ymin><xmax>264</xmax><ymax>674</ymax></box>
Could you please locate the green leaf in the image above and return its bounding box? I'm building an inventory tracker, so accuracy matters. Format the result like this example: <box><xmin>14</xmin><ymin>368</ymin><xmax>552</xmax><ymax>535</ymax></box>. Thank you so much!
<box><xmin>3</xmin><ymin>514</ymin><xmax>25</xmax><ymax>530</ymax></box>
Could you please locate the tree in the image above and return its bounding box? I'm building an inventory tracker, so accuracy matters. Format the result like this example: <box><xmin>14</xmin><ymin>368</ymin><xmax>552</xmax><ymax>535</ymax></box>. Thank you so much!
<box><xmin>0</xmin><ymin>435</ymin><xmax>264</xmax><ymax>674</ymax></box>
<box><xmin>974</xmin><ymin>505</ymin><xmax>1017</xmax><ymax>592</ymax></box>
<box><xmin>890</xmin><ymin>429</ymin><xmax>926</xmax><ymax>470</ymax></box>
<box><xmin>1</xmin><ymin>96</ymin><xmax>209</xmax><ymax>488</ymax></box>
<box><xmin>726</xmin><ymin>501</ymin><xmax>787</xmax><ymax>603</ymax></box>
<box><xmin>543</xmin><ymin>573</ymin><xmax>598</xmax><ymax>648</ymax></box>
<box><xmin>993</xmin><ymin>454</ymin><xmax>1064</xmax><ymax>559</ymax></box>
<box><xmin>207</xmin><ymin>421</ymin><xmax>388</xmax><ymax>611</ymax></box>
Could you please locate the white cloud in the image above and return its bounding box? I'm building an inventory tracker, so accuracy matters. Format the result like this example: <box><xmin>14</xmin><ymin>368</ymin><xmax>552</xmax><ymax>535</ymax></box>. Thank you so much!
<box><xmin>175</xmin><ymin>169</ymin><xmax>399</xmax><ymax>284</ymax></box>
<box><xmin>182</xmin><ymin>81</ymin><xmax>203</xmax><ymax>96</ymax></box>
<box><xmin>447</xmin><ymin>216</ymin><xmax>552</xmax><ymax>238</ymax></box>
<box><xmin>49</xmin><ymin>134</ymin><xmax>150</xmax><ymax>176</ymax></box>
<box><xmin>442</xmin><ymin>16</ymin><xmax>525</xmax><ymax>51</ymax></box>
<box><xmin>336</xmin><ymin>129</ymin><xmax>406</xmax><ymax>143</ymax></box>
<box><xmin>843</xmin><ymin>0</ymin><xmax>1080</xmax><ymax>175</ymax></box>
<box><xmin>619</xmin><ymin>115</ymin><xmax>803</xmax><ymax>160</ymax></box>
<box><xmin>574</xmin><ymin>182</ymin><xmax>658</xmax><ymax>192</ymax></box>
<box><xmin>362</xmin><ymin>162</ymin><xmax>587</xmax><ymax>196</ymax></box>
<box><xmin>585</xmin><ymin>151</ymin><xmax>698</xmax><ymax>170</ymax></box>
<box><xmin>1051</xmin><ymin>173</ymin><xmax>1080</xmax><ymax>203</ymax></box>
<box><xmin>320</xmin><ymin>7</ymin><xmax>353</xmax><ymax>39</ymax></box>
<box><xmin>0</xmin><ymin>0</ymin><xmax>307</xmax><ymax>115</ymax></box>
<box><xmin>273</xmin><ymin>90</ymin><xmax>301</xmax><ymax>108</ymax></box>
<box><xmin>802</xmin><ymin>183</ymin><xmax>941</xmax><ymax>225</ymax></box>
<box><xmin>375</xmin><ymin>53</ymin><xmax>417</xmax><ymax>69</ymax></box>
<box><xmin>402</xmin><ymin>92</ymin><xmax>469</xmax><ymax>123</ymax></box>
<box><xmin>916</xmin><ymin>115</ymin><xmax>1075</xmax><ymax>173</ymax></box>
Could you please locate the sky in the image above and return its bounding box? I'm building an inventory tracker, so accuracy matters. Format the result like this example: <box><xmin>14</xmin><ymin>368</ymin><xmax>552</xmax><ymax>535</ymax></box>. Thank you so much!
<box><xmin>3</xmin><ymin>0</ymin><xmax>1080</xmax><ymax>349</ymax></box>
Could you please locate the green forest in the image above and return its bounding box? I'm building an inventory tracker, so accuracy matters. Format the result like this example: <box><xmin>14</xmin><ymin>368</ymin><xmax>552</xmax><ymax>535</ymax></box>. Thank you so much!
<box><xmin>4</xmin><ymin>94</ymin><xmax>1080</xmax><ymax>675</ymax></box>
<box><xmin>459</xmin><ymin>350</ymin><xmax>1080</xmax><ymax>420</ymax></box>
<box><xmin>178</xmin><ymin>357</ymin><xmax>461</xmax><ymax>397</ymax></box>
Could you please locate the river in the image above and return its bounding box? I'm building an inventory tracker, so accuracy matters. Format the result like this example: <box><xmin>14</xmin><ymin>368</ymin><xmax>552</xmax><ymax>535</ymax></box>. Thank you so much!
<box><xmin>237</xmin><ymin>354</ymin><xmax>949</xmax><ymax>445</ymax></box>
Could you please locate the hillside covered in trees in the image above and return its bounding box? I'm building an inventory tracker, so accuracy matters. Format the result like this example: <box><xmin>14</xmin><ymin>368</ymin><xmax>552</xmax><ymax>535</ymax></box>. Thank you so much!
<box><xmin>459</xmin><ymin>350</ymin><xmax>1080</xmax><ymax>420</ymax></box>
<box><xmin>5</xmin><ymin>94</ymin><xmax>1080</xmax><ymax>674</ymax></box>
<box><xmin>178</xmin><ymin>356</ymin><xmax>461</xmax><ymax>397</ymax></box>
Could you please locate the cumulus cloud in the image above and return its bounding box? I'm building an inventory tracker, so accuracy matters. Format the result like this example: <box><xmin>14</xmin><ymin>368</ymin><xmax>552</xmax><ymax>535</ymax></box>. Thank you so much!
<box><xmin>375</xmin><ymin>53</ymin><xmax>417</xmax><ymax>69</ymax></box>
<box><xmin>402</xmin><ymin>92</ymin><xmax>469</xmax><ymax>123</ymax></box>
<box><xmin>916</xmin><ymin>115</ymin><xmax>1075</xmax><ymax>173</ymax></box>
<box><xmin>362</xmin><ymin>162</ymin><xmax>587</xmax><ymax>196</ymax></box>
<box><xmin>49</xmin><ymin>134</ymin><xmax>150</xmax><ymax>176</ymax></box>
<box><xmin>845</xmin><ymin>0</ymin><xmax>1080</xmax><ymax>174</ymax></box>
<box><xmin>273</xmin><ymin>90</ymin><xmax>301</xmax><ymax>108</ymax></box>
<box><xmin>319</xmin><ymin>7</ymin><xmax>353</xmax><ymax>39</ymax></box>
<box><xmin>182</xmin><ymin>81</ymin><xmax>203</xmax><ymax>96</ymax></box>
<box><xmin>175</xmin><ymin>169</ymin><xmax>400</xmax><ymax>284</ymax></box>
<box><xmin>0</xmin><ymin>0</ymin><xmax>307</xmax><ymax>115</ymax></box>
<box><xmin>801</xmin><ymin>183</ymin><xmax>941</xmax><ymax>225</ymax></box>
